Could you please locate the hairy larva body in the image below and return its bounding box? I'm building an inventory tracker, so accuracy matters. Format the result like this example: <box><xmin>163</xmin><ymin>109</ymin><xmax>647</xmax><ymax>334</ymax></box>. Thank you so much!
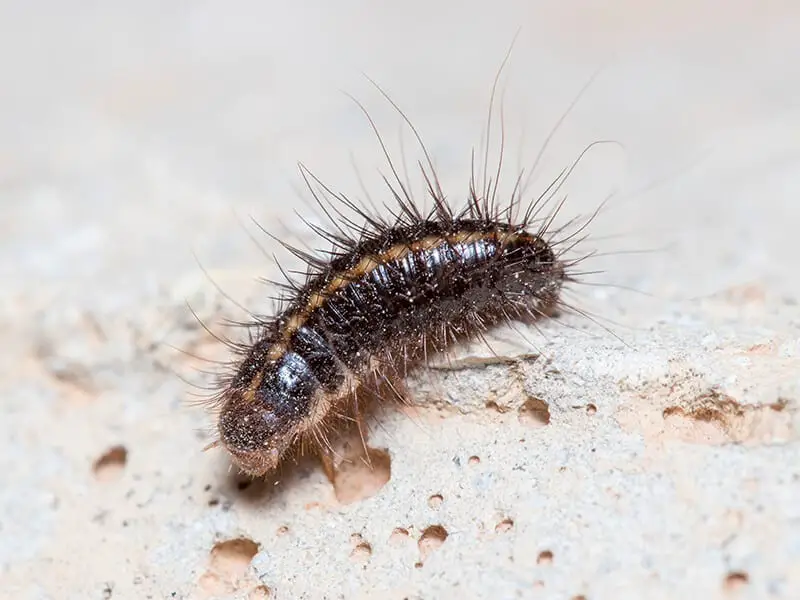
<box><xmin>203</xmin><ymin>51</ymin><xmax>601</xmax><ymax>477</ymax></box>
<box><xmin>218</xmin><ymin>216</ymin><xmax>567</xmax><ymax>476</ymax></box>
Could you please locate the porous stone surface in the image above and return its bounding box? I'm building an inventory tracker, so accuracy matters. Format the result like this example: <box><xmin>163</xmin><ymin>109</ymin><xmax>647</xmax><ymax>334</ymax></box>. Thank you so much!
<box><xmin>2</xmin><ymin>2</ymin><xmax>799</xmax><ymax>599</ymax></box>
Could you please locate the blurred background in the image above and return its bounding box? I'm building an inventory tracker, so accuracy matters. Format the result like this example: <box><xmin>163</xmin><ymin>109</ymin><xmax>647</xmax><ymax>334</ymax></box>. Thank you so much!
<box><xmin>2</xmin><ymin>0</ymin><xmax>798</xmax><ymax>308</ymax></box>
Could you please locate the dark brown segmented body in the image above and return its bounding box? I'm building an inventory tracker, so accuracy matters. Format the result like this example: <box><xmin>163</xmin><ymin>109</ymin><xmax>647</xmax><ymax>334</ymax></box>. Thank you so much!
<box><xmin>218</xmin><ymin>218</ymin><xmax>564</xmax><ymax>475</ymax></box>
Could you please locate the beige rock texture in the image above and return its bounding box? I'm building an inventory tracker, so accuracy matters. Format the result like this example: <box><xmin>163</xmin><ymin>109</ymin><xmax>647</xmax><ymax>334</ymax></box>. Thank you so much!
<box><xmin>1</xmin><ymin>1</ymin><xmax>799</xmax><ymax>599</ymax></box>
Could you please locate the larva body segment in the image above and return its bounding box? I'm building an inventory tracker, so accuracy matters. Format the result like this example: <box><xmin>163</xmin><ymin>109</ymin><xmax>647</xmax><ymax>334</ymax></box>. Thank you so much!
<box><xmin>217</xmin><ymin>216</ymin><xmax>566</xmax><ymax>476</ymax></box>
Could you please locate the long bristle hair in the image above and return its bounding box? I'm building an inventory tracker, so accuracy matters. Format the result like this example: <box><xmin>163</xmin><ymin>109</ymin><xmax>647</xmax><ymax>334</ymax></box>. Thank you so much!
<box><xmin>188</xmin><ymin>39</ymin><xmax>623</xmax><ymax>468</ymax></box>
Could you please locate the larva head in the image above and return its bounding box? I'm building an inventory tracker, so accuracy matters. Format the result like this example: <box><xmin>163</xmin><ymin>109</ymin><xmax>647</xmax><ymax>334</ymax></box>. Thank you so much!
<box><xmin>217</xmin><ymin>395</ymin><xmax>292</xmax><ymax>476</ymax></box>
<box><xmin>217</xmin><ymin>351</ymin><xmax>317</xmax><ymax>476</ymax></box>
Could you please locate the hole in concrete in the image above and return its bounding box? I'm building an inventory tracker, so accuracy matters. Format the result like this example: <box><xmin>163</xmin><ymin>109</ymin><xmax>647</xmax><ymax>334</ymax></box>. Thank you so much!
<box><xmin>518</xmin><ymin>397</ymin><xmax>550</xmax><ymax>427</ymax></box>
<box><xmin>724</xmin><ymin>571</ymin><xmax>749</xmax><ymax>591</ymax></box>
<box><xmin>586</xmin><ymin>403</ymin><xmax>597</xmax><ymax>415</ymax></box>
<box><xmin>495</xmin><ymin>518</ymin><xmax>514</xmax><ymax>533</ymax></box>
<box><xmin>350</xmin><ymin>542</ymin><xmax>372</xmax><ymax>563</ymax></box>
<box><xmin>200</xmin><ymin>537</ymin><xmax>260</xmax><ymax>595</ymax></box>
<box><xmin>537</xmin><ymin>550</ymin><xmax>554</xmax><ymax>565</ymax></box>
<box><xmin>389</xmin><ymin>527</ymin><xmax>409</xmax><ymax>545</ymax></box>
<box><xmin>248</xmin><ymin>585</ymin><xmax>272</xmax><ymax>599</ymax></box>
<box><xmin>468</xmin><ymin>455</ymin><xmax>481</xmax><ymax>465</ymax></box>
<box><xmin>428</xmin><ymin>494</ymin><xmax>443</xmax><ymax>509</ymax></box>
<box><xmin>348</xmin><ymin>533</ymin><xmax>372</xmax><ymax>563</ymax></box>
<box><xmin>209</xmin><ymin>538</ymin><xmax>259</xmax><ymax>579</ymax></box>
<box><xmin>418</xmin><ymin>525</ymin><xmax>448</xmax><ymax>563</ymax></box>
<box><xmin>332</xmin><ymin>447</ymin><xmax>391</xmax><ymax>505</ymax></box>
<box><xmin>276</xmin><ymin>525</ymin><xmax>289</xmax><ymax>536</ymax></box>
<box><xmin>93</xmin><ymin>445</ymin><xmax>127</xmax><ymax>482</ymax></box>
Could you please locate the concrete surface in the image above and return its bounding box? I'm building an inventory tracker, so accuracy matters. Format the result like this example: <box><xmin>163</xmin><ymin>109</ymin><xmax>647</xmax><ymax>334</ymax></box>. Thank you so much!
<box><xmin>1</xmin><ymin>1</ymin><xmax>799</xmax><ymax>599</ymax></box>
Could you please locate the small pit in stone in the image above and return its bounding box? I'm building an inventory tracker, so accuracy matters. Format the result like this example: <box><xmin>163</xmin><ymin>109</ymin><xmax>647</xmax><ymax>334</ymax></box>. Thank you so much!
<box><xmin>199</xmin><ymin>537</ymin><xmax>260</xmax><ymax>595</ymax></box>
<box><xmin>93</xmin><ymin>445</ymin><xmax>127</xmax><ymax>482</ymax></box>
<box><xmin>390</xmin><ymin>528</ymin><xmax>409</xmax><ymax>545</ymax></box>
<box><xmin>332</xmin><ymin>446</ymin><xmax>392</xmax><ymax>505</ymax></box>
<box><xmin>349</xmin><ymin>533</ymin><xmax>372</xmax><ymax>563</ymax></box>
<box><xmin>248</xmin><ymin>585</ymin><xmax>272</xmax><ymax>599</ymax></box>
<box><xmin>468</xmin><ymin>455</ymin><xmax>481</xmax><ymax>465</ymax></box>
<box><xmin>724</xmin><ymin>571</ymin><xmax>749</xmax><ymax>591</ymax></box>
<box><xmin>350</xmin><ymin>541</ymin><xmax>372</xmax><ymax>563</ymax></box>
<box><xmin>518</xmin><ymin>397</ymin><xmax>550</xmax><ymax>427</ymax></box>
<box><xmin>537</xmin><ymin>550</ymin><xmax>554</xmax><ymax>565</ymax></box>
<box><xmin>428</xmin><ymin>494</ymin><xmax>443</xmax><ymax>509</ymax></box>
<box><xmin>210</xmin><ymin>538</ymin><xmax>259</xmax><ymax>577</ymax></box>
<box><xmin>417</xmin><ymin>525</ymin><xmax>448</xmax><ymax>566</ymax></box>
<box><xmin>495</xmin><ymin>518</ymin><xmax>514</xmax><ymax>533</ymax></box>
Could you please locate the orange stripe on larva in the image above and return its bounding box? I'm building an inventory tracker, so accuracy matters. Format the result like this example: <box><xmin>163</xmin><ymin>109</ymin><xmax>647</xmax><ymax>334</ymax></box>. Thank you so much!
<box><xmin>289</xmin><ymin>232</ymin><xmax>517</xmax><ymax>339</ymax></box>
<box><xmin>240</xmin><ymin>228</ymin><xmax>539</xmax><ymax>403</ymax></box>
